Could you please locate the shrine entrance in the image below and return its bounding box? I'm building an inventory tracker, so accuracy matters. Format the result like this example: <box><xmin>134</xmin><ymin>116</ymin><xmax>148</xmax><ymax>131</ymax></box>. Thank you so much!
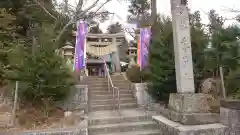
<box><xmin>87</xmin><ymin>63</ymin><xmax>104</xmax><ymax>76</ymax></box>
<box><xmin>86</xmin><ymin>61</ymin><xmax>112</xmax><ymax>76</ymax></box>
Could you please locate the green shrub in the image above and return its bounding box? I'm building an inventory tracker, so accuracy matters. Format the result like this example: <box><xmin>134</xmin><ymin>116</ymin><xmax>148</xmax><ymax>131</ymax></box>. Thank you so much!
<box><xmin>126</xmin><ymin>64</ymin><xmax>142</xmax><ymax>83</ymax></box>
<box><xmin>225</xmin><ymin>69</ymin><xmax>240</xmax><ymax>99</ymax></box>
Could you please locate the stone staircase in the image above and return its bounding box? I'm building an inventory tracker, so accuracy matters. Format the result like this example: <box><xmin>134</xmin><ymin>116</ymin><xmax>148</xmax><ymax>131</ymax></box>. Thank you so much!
<box><xmin>86</xmin><ymin>75</ymin><xmax>162</xmax><ymax>135</ymax></box>
<box><xmin>88</xmin><ymin>109</ymin><xmax>162</xmax><ymax>135</ymax></box>
<box><xmin>86</xmin><ymin>76</ymin><xmax>138</xmax><ymax>112</ymax></box>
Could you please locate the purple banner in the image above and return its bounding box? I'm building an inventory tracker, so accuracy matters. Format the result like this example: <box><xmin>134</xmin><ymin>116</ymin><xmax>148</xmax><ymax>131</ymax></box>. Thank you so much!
<box><xmin>140</xmin><ymin>27</ymin><xmax>151</xmax><ymax>70</ymax></box>
<box><xmin>73</xmin><ymin>21</ymin><xmax>87</xmax><ymax>72</ymax></box>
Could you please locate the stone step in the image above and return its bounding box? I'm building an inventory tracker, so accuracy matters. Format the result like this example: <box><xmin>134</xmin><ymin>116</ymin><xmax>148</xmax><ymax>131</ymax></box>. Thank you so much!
<box><xmin>111</xmin><ymin>75</ymin><xmax>127</xmax><ymax>78</ymax></box>
<box><xmin>91</xmin><ymin>90</ymin><xmax>133</xmax><ymax>95</ymax></box>
<box><xmin>87</xmin><ymin>79</ymin><xmax>129</xmax><ymax>83</ymax></box>
<box><xmin>111</xmin><ymin>79</ymin><xmax>128</xmax><ymax>82</ymax></box>
<box><xmin>88</xmin><ymin>121</ymin><xmax>158</xmax><ymax>135</ymax></box>
<box><xmin>0</xmin><ymin>113</ymin><xmax>12</xmax><ymax>128</ymax></box>
<box><xmin>0</xmin><ymin>105</ymin><xmax>12</xmax><ymax>112</ymax></box>
<box><xmin>0</xmin><ymin>99</ymin><xmax>12</xmax><ymax>113</ymax></box>
<box><xmin>87</xmin><ymin>76</ymin><xmax>106</xmax><ymax>78</ymax></box>
<box><xmin>88</xmin><ymin>85</ymin><xmax>131</xmax><ymax>90</ymax></box>
<box><xmin>85</xmin><ymin>77</ymin><xmax>107</xmax><ymax>81</ymax></box>
<box><xmin>89</xmin><ymin>86</ymin><xmax>131</xmax><ymax>90</ymax></box>
<box><xmin>89</xmin><ymin>115</ymin><xmax>151</xmax><ymax>125</ymax></box>
<box><xmin>86</xmin><ymin>76</ymin><xmax>128</xmax><ymax>81</ymax></box>
<box><xmin>89</xmin><ymin>86</ymin><xmax>131</xmax><ymax>91</ymax></box>
<box><xmin>0</xmin><ymin>97</ymin><xmax>12</xmax><ymax>104</ymax></box>
<box><xmin>91</xmin><ymin>91</ymin><xmax>112</xmax><ymax>95</ymax></box>
<box><xmin>91</xmin><ymin>93</ymin><xmax>133</xmax><ymax>98</ymax></box>
<box><xmin>97</xmin><ymin>130</ymin><xmax>162</xmax><ymax>135</ymax></box>
<box><xmin>88</xmin><ymin>84</ymin><xmax>131</xmax><ymax>88</ymax></box>
<box><xmin>113</xmin><ymin>85</ymin><xmax>131</xmax><ymax>89</ymax></box>
<box><xmin>88</xmin><ymin>87</ymin><xmax>109</xmax><ymax>91</ymax></box>
<box><xmin>91</xmin><ymin>94</ymin><xmax>133</xmax><ymax>100</ymax></box>
<box><xmin>91</xmin><ymin>98</ymin><xmax>136</xmax><ymax>105</ymax></box>
<box><xmin>88</xmin><ymin>83</ymin><xmax>109</xmax><ymax>87</ymax></box>
<box><xmin>91</xmin><ymin>103</ymin><xmax>138</xmax><ymax>111</ymax></box>
<box><xmin>91</xmin><ymin>94</ymin><xmax>113</xmax><ymax>100</ymax></box>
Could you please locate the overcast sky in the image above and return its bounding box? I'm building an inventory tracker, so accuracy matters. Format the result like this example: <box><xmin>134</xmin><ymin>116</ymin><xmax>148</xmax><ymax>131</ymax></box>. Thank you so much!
<box><xmin>102</xmin><ymin>0</ymin><xmax>239</xmax><ymax>29</ymax></box>
<box><xmin>64</xmin><ymin>0</ymin><xmax>240</xmax><ymax>37</ymax></box>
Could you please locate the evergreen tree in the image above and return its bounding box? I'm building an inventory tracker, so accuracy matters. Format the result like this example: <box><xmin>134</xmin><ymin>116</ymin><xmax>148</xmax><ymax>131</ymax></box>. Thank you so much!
<box><xmin>0</xmin><ymin>4</ymin><xmax>77</xmax><ymax>104</ymax></box>
<box><xmin>107</xmin><ymin>22</ymin><xmax>123</xmax><ymax>34</ymax></box>
<box><xmin>6</xmin><ymin>42</ymin><xmax>76</xmax><ymax>104</ymax></box>
<box><xmin>89</xmin><ymin>24</ymin><xmax>103</xmax><ymax>34</ymax></box>
<box><xmin>148</xmin><ymin>38</ymin><xmax>176</xmax><ymax>102</ymax></box>
<box><xmin>189</xmin><ymin>11</ymin><xmax>209</xmax><ymax>88</ymax></box>
<box><xmin>147</xmin><ymin>16</ymin><xmax>176</xmax><ymax>102</ymax></box>
<box><xmin>128</xmin><ymin>0</ymin><xmax>150</xmax><ymax>15</ymax></box>
<box><xmin>0</xmin><ymin>9</ymin><xmax>20</xmax><ymax>86</ymax></box>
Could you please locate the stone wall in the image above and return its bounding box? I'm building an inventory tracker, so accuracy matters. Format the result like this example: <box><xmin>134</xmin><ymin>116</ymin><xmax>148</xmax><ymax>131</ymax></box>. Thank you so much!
<box><xmin>56</xmin><ymin>85</ymin><xmax>88</xmax><ymax>112</ymax></box>
<box><xmin>10</xmin><ymin>119</ymin><xmax>87</xmax><ymax>135</ymax></box>
<box><xmin>220</xmin><ymin>100</ymin><xmax>240</xmax><ymax>135</ymax></box>
<box><xmin>0</xmin><ymin>96</ymin><xmax>13</xmax><ymax>127</ymax></box>
<box><xmin>133</xmin><ymin>83</ymin><xmax>154</xmax><ymax>107</ymax></box>
<box><xmin>12</xmin><ymin>128</ymin><xmax>87</xmax><ymax>135</ymax></box>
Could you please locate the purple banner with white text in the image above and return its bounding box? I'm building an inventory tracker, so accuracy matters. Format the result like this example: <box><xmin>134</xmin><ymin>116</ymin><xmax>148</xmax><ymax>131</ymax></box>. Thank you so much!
<box><xmin>73</xmin><ymin>21</ymin><xmax>87</xmax><ymax>72</ymax></box>
<box><xmin>140</xmin><ymin>27</ymin><xmax>151</xmax><ymax>70</ymax></box>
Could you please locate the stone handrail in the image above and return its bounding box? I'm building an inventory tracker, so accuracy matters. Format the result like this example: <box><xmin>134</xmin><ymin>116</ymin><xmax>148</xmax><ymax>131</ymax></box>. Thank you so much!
<box><xmin>103</xmin><ymin>60</ymin><xmax>120</xmax><ymax>111</ymax></box>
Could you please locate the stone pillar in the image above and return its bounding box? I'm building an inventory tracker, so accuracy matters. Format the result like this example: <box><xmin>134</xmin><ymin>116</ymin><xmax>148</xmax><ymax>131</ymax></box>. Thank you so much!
<box><xmin>98</xmin><ymin>68</ymin><xmax>101</xmax><ymax>76</ymax></box>
<box><xmin>112</xmin><ymin>37</ymin><xmax>121</xmax><ymax>72</ymax></box>
<box><xmin>171</xmin><ymin>0</ymin><xmax>194</xmax><ymax>93</ymax></box>
<box><xmin>167</xmin><ymin>0</ymin><xmax>219</xmax><ymax>125</ymax></box>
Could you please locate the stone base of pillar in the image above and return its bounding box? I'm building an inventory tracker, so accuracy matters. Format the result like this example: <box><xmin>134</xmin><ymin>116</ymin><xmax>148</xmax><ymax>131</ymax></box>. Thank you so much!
<box><xmin>168</xmin><ymin>110</ymin><xmax>219</xmax><ymax>125</ymax></box>
<box><xmin>152</xmin><ymin>93</ymin><xmax>228</xmax><ymax>135</ymax></box>
<box><xmin>153</xmin><ymin>93</ymin><xmax>229</xmax><ymax>135</ymax></box>
<box><xmin>153</xmin><ymin>115</ymin><xmax>228</xmax><ymax>135</ymax></box>
<box><xmin>168</xmin><ymin>93</ymin><xmax>219</xmax><ymax>125</ymax></box>
<box><xmin>220</xmin><ymin>100</ymin><xmax>240</xmax><ymax>135</ymax></box>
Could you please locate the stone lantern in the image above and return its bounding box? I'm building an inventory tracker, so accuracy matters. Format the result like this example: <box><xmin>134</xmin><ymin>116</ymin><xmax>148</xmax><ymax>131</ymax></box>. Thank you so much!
<box><xmin>61</xmin><ymin>41</ymin><xmax>74</xmax><ymax>59</ymax></box>
<box><xmin>61</xmin><ymin>42</ymin><xmax>74</xmax><ymax>69</ymax></box>
<box><xmin>127</xmin><ymin>46</ymin><xmax>137</xmax><ymax>68</ymax></box>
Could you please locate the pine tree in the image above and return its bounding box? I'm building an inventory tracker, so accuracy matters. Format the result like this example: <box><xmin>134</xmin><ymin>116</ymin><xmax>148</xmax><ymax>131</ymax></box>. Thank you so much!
<box><xmin>128</xmin><ymin>0</ymin><xmax>150</xmax><ymax>15</ymax></box>
<box><xmin>0</xmin><ymin>9</ymin><xmax>18</xmax><ymax>86</ymax></box>
<box><xmin>148</xmin><ymin>36</ymin><xmax>176</xmax><ymax>103</ymax></box>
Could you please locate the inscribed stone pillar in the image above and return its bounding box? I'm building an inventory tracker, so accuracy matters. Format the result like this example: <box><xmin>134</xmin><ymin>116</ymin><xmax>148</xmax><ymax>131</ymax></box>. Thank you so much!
<box><xmin>167</xmin><ymin>0</ymin><xmax>220</xmax><ymax>125</ymax></box>
<box><xmin>171</xmin><ymin>0</ymin><xmax>194</xmax><ymax>93</ymax></box>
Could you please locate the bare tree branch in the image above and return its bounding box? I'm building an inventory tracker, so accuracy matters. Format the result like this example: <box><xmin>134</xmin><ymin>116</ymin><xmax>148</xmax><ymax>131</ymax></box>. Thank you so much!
<box><xmin>221</xmin><ymin>5</ymin><xmax>240</xmax><ymax>13</ymax></box>
<box><xmin>122</xmin><ymin>27</ymin><xmax>135</xmax><ymax>39</ymax></box>
<box><xmin>89</xmin><ymin>0</ymin><xmax>115</xmax><ymax>21</ymax></box>
<box><xmin>81</xmin><ymin>0</ymin><xmax>101</xmax><ymax>15</ymax></box>
<box><xmin>76</xmin><ymin>0</ymin><xmax>84</xmax><ymax>10</ymax></box>
<box><xmin>220</xmin><ymin>6</ymin><xmax>240</xmax><ymax>21</ymax></box>
<box><xmin>33</xmin><ymin>0</ymin><xmax>57</xmax><ymax>20</ymax></box>
<box><xmin>55</xmin><ymin>20</ymin><xmax>74</xmax><ymax>44</ymax></box>
<box><xmin>94</xmin><ymin>0</ymin><xmax>110</xmax><ymax>13</ymax></box>
<box><xmin>55</xmin><ymin>0</ymin><xmax>112</xmax><ymax>46</ymax></box>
